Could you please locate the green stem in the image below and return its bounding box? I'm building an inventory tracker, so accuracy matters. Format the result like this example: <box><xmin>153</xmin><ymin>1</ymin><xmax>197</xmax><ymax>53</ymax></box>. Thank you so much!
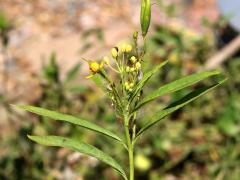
<box><xmin>124</xmin><ymin>115</ymin><xmax>134</xmax><ymax>180</ymax></box>
<box><xmin>128</xmin><ymin>140</ymin><xmax>134</xmax><ymax>180</ymax></box>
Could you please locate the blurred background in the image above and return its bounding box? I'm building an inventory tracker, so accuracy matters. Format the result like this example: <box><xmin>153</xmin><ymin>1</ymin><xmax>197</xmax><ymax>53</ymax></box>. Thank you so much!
<box><xmin>0</xmin><ymin>0</ymin><xmax>240</xmax><ymax>179</ymax></box>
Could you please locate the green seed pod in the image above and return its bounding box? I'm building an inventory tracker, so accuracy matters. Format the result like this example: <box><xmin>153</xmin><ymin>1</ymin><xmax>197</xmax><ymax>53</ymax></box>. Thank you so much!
<box><xmin>140</xmin><ymin>0</ymin><xmax>151</xmax><ymax>37</ymax></box>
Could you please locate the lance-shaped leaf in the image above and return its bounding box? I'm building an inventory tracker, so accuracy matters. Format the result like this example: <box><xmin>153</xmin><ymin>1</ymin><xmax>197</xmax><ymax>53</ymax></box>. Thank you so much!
<box><xmin>28</xmin><ymin>135</ymin><xmax>127</xmax><ymax>180</ymax></box>
<box><xmin>134</xmin><ymin>70</ymin><xmax>220</xmax><ymax>112</ymax></box>
<box><xmin>129</xmin><ymin>60</ymin><xmax>168</xmax><ymax>102</ymax></box>
<box><xmin>135</xmin><ymin>79</ymin><xmax>226</xmax><ymax>140</ymax></box>
<box><xmin>15</xmin><ymin>105</ymin><xmax>123</xmax><ymax>142</ymax></box>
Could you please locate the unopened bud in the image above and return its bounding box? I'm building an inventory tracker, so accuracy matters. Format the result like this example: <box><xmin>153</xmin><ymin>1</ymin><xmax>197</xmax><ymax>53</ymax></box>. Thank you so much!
<box><xmin>126</xmin><ymin>44</ymin><xmax>132</xmax><ymax>53</ymax></box>
<box><xmin>120</xmin><ymin>44</ymin><xmax>127</xmax><ymax>53</ymax></box>
<box><xmin>140</xmin><ymin>0</ymin><xmax>151</xmax><ymax>37</ymax></box>
<box><xmin>111</xmin><ymin>47</ymin><xmax>118</xmax><ymax>58</ymax></box>
<box><xmin>130</xmin><ymin>56</ymin><xmax>137</xmax><ymax>63</ymax></box>
<box><xmin>135</xmin><ymin>62</ymin><xmax>141</xmax><ymax>70</ymax></box>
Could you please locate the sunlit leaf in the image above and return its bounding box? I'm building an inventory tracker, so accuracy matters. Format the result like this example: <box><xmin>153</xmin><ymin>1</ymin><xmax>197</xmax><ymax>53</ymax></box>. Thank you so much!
<box><xmin>135</xmin><ymin>79</ymin><xmax>226</xmax><ymax>140</ymax></box>
<box><xmin>28</xmin><ymin>135</ymin><xmax>127</xmax><ymax>180</ymax></box>
<box><xmin>14</xmin><ymin>105</ymin><xmax>123</xmax><ymax>142</ymax></box>
<box><xmin>134</xmin><ymin>70</ymin><xmax>220</xmax><ymax>112</ymax></box>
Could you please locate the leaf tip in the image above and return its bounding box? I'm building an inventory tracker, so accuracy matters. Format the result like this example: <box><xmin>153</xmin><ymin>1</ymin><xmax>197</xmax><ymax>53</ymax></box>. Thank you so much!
<box><xmin>27</xmin><ymin>135</ymin><xmax>34</xmax><ymax>140</ymax></box>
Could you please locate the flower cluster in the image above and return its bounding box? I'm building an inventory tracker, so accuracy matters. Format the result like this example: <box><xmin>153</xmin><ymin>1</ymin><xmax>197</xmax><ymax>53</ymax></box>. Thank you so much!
<box><xmin>83</xmin><ymin>31</ymin><xmax>145</xmax><ymax>115</ymax></box>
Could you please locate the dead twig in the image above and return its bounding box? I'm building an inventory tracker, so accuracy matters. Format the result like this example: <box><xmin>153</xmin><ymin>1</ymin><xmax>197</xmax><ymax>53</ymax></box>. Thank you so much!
<box><xmin>204</xmin><ymin>35</ymin><xmax>240</xmax><ymax>70</ymax></box>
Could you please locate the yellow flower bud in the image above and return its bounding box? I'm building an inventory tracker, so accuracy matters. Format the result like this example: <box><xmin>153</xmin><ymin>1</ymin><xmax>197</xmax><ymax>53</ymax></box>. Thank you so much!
<box><xmin>120</xmin><ymin>44</ymin><xmax>127</xmax><ymax>53</ymax></box>
<box><xmin>126</xmin><ymin>44</ymin><xmax>132</xmax><ymax>53</ymax></box>
<box><xmin>130</xmin><ymin>56</ymin><xmax>137</xmax><ymax>63</ymax></box>
<box><xmin>129</xmin><ymin>88</ymin><xmax>133</xmax><ymax>92</ymax></box>
<box><xmin>111</xmin><ymin>47</ymin><xmax>118</xmax><ymax>58</ymax></box>
<box><xmin>89</xmin><ymin>61</ymin><xmax>100</xmax><ymax>73</ymax></box>
<box><xmin>103</xmin><ymin>56</ymin><xmax>110</xmax><ymax>65</ymax></box>
<box><xmin>130</xmin><ymin>67</ymin><xmax>135</xmax><ymax>72</ymax></box>
<box><xmin>124</xmin><ymin>82</ymin><xmax>129</xmax><ymax>87</ymax></box>
<box><xmin>135</xmin><ymin>62</ymin><xmax>141</xmax><ymax>70</ymax></box>
<box><xmin>129</xmin><ymin>83</ymin><xmax>134</xmax><ymax>88</ymax></box>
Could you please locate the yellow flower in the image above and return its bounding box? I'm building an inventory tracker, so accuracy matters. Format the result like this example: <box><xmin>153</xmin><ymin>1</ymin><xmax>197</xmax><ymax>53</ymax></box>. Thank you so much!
<box><xmin>89</xmin><ymin>61</ymin><xmax>101</xmax><ymax>73</ymax></box>
<box><xmin>86</xmin><ymin>61</ymin><xmax>104</xmax><ymax>78</ymax></box>
<box><xmin>111</xmin><ymin>47</ymin><xmax>118</xmax><ymax>58</ymax></box>
<box><xmin>82</xmin><ymin>58</ymin><xmax>104</xmax><ymax>78</ymax></box>
<box><xmin>126</xmin><ymin>44</ymin><xmax>132</xmax><ymax>53</ymax></box>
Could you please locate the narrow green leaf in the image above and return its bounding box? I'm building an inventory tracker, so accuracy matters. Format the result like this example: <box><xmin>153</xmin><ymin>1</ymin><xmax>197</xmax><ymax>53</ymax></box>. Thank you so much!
<box><xmin>134</xmin><ymin>70</ymin><xmax>220</xmax><ymax>111</ymax></box>
<box><xmin>135</xmin><ymin>79</ymin><xmax>226</xmax><ymax>140</ymax></box>
<box><xmin>64</xmin><ymin>63</ymin><xmax>80</xmax><ymax>83</ymax></box>
<box><xmin>15</xmin><ymin>105</ymin><xmax>122</xmax><ymax>142</ymax></box>
<box><xmin>28</xmin><ymin>135</ymin><xmax>127</xmax><ymax>180</ymax></box>
<box><xmin>129</xmin><ymin>60</ymin><xmax>168</xmax><ymax>102</ymax></box>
